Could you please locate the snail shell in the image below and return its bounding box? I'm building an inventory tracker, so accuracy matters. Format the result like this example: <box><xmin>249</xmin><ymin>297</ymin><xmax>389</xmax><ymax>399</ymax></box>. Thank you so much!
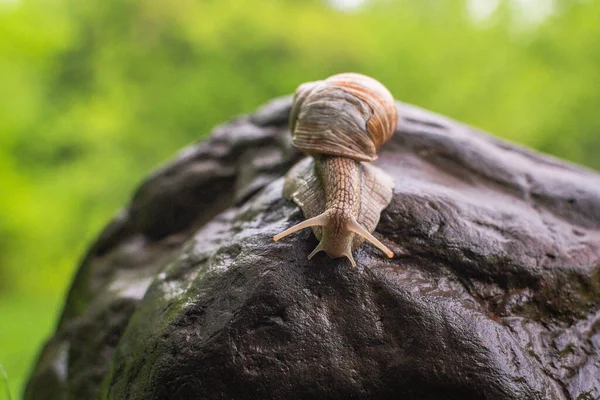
<box><xmin>289</xmin><ymin>72</ymin><xmax>398</xmax><ymax>162</ymax></box>
<box><xmin>274</xmin><ymin>73</ymin><xmax>397</xmax><ymax>267</ymax></box>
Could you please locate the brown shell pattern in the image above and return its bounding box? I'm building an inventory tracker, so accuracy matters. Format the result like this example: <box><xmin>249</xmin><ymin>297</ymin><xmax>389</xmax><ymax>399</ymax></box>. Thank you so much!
<box><xmin>289</xmin><ymin>73</ymin><xmax>398</xmax><ymax>162</ymax></box>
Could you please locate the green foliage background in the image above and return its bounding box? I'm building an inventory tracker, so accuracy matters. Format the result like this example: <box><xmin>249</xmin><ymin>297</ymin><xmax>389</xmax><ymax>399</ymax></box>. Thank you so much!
<box><xmin>1</xmin><ymin>0</ymin><xmax>599</xmax><ymax>396</ymax></box>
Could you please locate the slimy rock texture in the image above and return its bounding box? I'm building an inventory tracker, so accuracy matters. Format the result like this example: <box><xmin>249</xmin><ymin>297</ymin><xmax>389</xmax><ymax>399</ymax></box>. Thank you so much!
<box><xmin>25</xmin><ymin>97</ymin><xmax>600</xmax><ymax>399</ymax></box>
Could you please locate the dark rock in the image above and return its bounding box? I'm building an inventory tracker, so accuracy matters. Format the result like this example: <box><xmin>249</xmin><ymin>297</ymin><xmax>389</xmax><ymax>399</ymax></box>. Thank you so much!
<box><xmin>25</xmin><ymin>98</ymin><xmax>600</xmax><ymax>400</ymax></box>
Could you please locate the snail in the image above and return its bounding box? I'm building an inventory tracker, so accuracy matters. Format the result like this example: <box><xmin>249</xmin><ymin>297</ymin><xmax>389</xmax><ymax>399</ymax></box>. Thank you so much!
<box><xmin>273</xmin><ymin>73</ymin><xmax>397</xmax><ymax>267</ymax></box>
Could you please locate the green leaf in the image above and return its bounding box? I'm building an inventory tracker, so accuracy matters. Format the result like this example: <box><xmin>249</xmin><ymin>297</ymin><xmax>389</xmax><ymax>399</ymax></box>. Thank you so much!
<box><xmin>0</xmin><ymin>364</ymin><xmax>12</xmax><ymax>400</ymax></box>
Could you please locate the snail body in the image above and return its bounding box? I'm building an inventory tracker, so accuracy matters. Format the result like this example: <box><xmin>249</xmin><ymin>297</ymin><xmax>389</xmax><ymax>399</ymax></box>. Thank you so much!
<box><xmin>274</xmin><ymin>73</ymin><xmax>397</xmax><ymax>267</ymax></box>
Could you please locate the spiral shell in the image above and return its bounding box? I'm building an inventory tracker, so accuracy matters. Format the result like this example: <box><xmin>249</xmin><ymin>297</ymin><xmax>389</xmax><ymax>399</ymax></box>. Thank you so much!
<box><xmin>289</xmin><ymin>73</ymin><xmax>398</xmax><ymax>162</ymax></box>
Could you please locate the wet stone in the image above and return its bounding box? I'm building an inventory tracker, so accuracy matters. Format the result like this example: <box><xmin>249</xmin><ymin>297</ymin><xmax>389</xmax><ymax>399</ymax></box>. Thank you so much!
<box><xmin>25</xmin><ymin>98</ymin><xmax>600</xmax><ymax>400</ymax></box>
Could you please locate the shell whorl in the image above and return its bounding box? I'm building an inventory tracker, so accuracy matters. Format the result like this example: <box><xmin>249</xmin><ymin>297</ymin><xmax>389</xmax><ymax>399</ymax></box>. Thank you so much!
<box><xmin>289</xmin><ymin>73</ymin><xmax>398</xmax><ymax>162</ymax></box>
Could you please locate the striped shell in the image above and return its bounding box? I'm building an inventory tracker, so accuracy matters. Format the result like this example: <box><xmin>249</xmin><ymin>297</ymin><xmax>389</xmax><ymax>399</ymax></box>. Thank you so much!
<box><xmin>289</xmin><ymin>73</ymin><xmax>398</xmax><ymax>162</ymax></box>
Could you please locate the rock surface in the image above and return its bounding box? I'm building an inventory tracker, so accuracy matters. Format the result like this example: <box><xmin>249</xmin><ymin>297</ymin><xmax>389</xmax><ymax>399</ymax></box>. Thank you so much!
<box><xmin>25</xmin><ymin>97</ymin><xmax>600</xmax><ymax>400</ymax></box>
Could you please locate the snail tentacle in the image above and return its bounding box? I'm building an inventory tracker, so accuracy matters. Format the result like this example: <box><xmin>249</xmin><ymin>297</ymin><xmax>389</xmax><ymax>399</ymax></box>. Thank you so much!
<box><xmin>309</xmin><ymin>244</ymin><xmax>356</xmax><ymax>268</ymax></box>
<box><xmin>346</xmin><ymin>219</ymin><xmax>393</xmax><ymax>258</ymax></box>
<box><xmin>307</xmin><ymin>242</ymin><xmax>325</xmax><ymax>260</ymax></box>
<box><xmin>273</xmin><ymin>213</ymin><xmax>329</xmax><ymax>242</ymax></box>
